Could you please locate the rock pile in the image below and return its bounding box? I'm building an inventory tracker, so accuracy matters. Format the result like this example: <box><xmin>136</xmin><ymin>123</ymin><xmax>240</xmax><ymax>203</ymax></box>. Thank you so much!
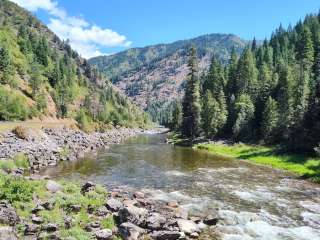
<box><xmin>0</xmin><ymin>127</ymin><xmax>142</xmax><ymax>172</ymax></box>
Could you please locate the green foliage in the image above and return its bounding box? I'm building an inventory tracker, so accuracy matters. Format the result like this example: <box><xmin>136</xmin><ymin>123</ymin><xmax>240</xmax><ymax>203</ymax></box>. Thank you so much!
<box><xmin>261</xmin><ymin>97</ymin><xmax>279</xmax><ymax>141</ymax></box>
<box><xmin>197</xmin><ymin>143</ymin><xmax>320</xmax><ymax>180</ymax></box>
<box><xmin>232</xmin><ymin>94</ymin><xmax>255</xmax><ymax>141</ymax></box>
<box><xmin>0</xmin><ymin>86</ymin><xmax>29</xmax><ymax>120</ymax></box>
<box><xmin>76</xmin><ymin>108</ymin><xmax>94</xmax><ymax>133</ymax></box>
<box><xmin>0</xmin><ymin>175</ymin><xmax>34</xmax><ymax>203</ymax></box>
<box><xmin>172</xmin><ymin>11</ymin><xmax>320</xmax><ymax>154</ymax></box>
<box><xmin>0</xmin><ymin>0</ymin><xmax>151</xmax><ymax>129</ymax></box>
<box><xmin>181</xmin><ymin>47</ymin><xmax>201</xmax><ymax>140</ymax></box>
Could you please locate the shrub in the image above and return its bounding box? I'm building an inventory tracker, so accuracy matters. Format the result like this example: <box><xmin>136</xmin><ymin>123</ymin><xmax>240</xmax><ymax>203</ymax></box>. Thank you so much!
<box><xmin>13</xmin><ymin>153</ymin><xmax>29</xmax><ymax>168</ymax></box>
<box><xmin>0</xmin><ymin>175</ymin><xmax>34</xmax><ymax>203</ymax></box>
<box><xmin>0</xmin><ymin>160</ymin><xmax>15</xmax><ymax>172</ymax></box>
<box><xmin>12</xmin><ymin>125</ymin><xmax>28</xmax><ymax>139</ymax></box>
<box><xmin>76</xmin><ymin>108</ymin><xmax>94</xmax><ymax>133</ymax></box>
<box><xmin>0</xmin><ymin>87</ymin><xmax>29</xmax><ymax>120</ymax></box>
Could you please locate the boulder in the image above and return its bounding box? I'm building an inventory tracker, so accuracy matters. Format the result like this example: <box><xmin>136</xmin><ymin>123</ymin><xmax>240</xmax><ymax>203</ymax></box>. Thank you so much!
<box><xmin>68</xmin><ymin>204</ymin><xmax>81</xmax><ymax>212</ymax></box>
<box><xmin>133</xmin><ymin>191</ymin><xmax>145</xmax><ymax>199</ymax></box>
<box><xmin>0</xmin><ymin>226</ymin><xmax>17</xmax><ymax>240</ymax></box>
<box><xmin>0</xmin><ymin>201</ymin><xmax>19</xmax><ymax>226</ymax></box>
<box><xmin>42</xmin><ymin>223</ymin><xmax>58</xmax><ymax>232</ymax></box>
<box><xmin>81</xmin><ymin>181</ymin><xmax>96</xmax><ymax>194</ymax></box>
<box><xmin>46</xmin><ymin>180</ymin><xmax>61</xmax><ymax>193</ymax></box>
<box><xmin>177</xmin><ymin>219</ymin><xmax>199</xmax><ymax>235</ymax></box>
<box><xmin>96</xmin><ymin>206</ymin><xmax>109</xmax><ymax>216</ymax></box>
<box><xmin>118</xmin><ymin>222</ymin><xmax>145</xmax><ymax>240</ymax></box>
<box><xmin>150</xmin><ymin>230</ymin><xmax>181</xmax><ymax>240</ymax></box>
<box><xmin>146</xmin><ymin>213</ymin><xmax>166</xmax><ymax>230</ymax></box>
<box><xmin>203</xmin><ymin>215</ymin><xmax>219</xmax><ymax>226</ymax></box>
<box><xmin>31</xmin><ymin>215</ymin><xmax>44</xmax><ymax>224</ymax></box>
<box><xmin>106</xmin><ymin>198</ymin><xmax>123</xmax><ymax>212</ymax></box>
<box><xmin>118</xmin><ymin>206</ymin><xmax>148</xmax><ymax>226</ymax></box>
<box><xmin>24</xmin><ymin>223</ymin><xmax>39</xmax><ymax>235</ymax></box>
<box><xmin>95</xmin><ymin>229</ymin><xmax>113</xmax><ymax>240</ymax></box>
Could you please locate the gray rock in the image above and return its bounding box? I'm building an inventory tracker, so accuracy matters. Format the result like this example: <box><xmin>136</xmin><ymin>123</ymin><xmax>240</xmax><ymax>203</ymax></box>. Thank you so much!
<box><xmin>177</xmin><ymin>219</ymin><xmax>199</xmax><ymax>235</ymax></box>
<box><xmin>31</xmin><ymin>215</ymin><xmax>44</xmax><ymax>224</ymax></box>
<box><xmin>31</xmin><ymin>204</ymin><xmax>45</xmax><ymax>214</ymax></box>
<box><xmin>0</xmin><ymin>226</ymin><xmax>17</xmax><ymax>240</ymax></box>
<box><xmin>42</xmin><ymin>223</ymin><xmax>58</xmax><ymax>232</ymax></box>
<box><xmin>81</xmin><ymin>181</ymin><xmax>96</xmax><ymax>194</ymax></box>
<box><xmin>68</xmin><ymin>204</ymin><xmax>81</xmax><ymax>212</ymax></box>
<box><xmin>46</xmin><ymin>180</ymin><xmax>61</xmax><ymax>193</ymax></box>
<box><xmin>24</xmin><ymin>223</ymin><xmax>39</xmax><ymax>235</ymax></box>
<box><xmin>118</xmin><ymin>205</ymin><xmax>148</xmax><ymax>226</ymax></box>
<box><xmin>95</xmin><ymin>229</ymin><xmax>113</xmax><ymax>240</ymax></box>
<box><xmin>203</xmin><ymin>215</ymin><xmax>219</xmax><ymax>226</ymax></box>
<box><xmin>146</xmin><ymin>212</ymin><xmax>166</xmax><ymax>230</ymax></box>
<box><xmin>96</xmin><ymin>206</ymin><xmax>109</xmax><ymax>216</ymax></box>
<box><xmin>118</xmin><ymin>222</ymin><xmax>145</xmax><ymax>240</ymax></box>
<box><xmin>133</xmin><ymin>191</ymin><xmax>144</xmax><ymax>199</ymax></box>
<box><xmin>106</xmin><ymin>198</ymin><xmax>123</xmax><ymax>212</ymax></box>
<box><xmin>0</xmin><ymin>201</ymin><xmax>19</xmax><ymax>226</ymax></box>
<box><xmin>151</xmin><ymin>230</ymin><xmax>181</xmax><ymax>240</ymax></box>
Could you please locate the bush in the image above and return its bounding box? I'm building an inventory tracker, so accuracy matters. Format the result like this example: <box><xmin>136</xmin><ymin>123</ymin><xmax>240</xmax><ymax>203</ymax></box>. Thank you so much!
<box><xmin>76</xmin><ymin>108</ymin><xmax>94</xmax><ymax>133</ymax></box>
<box><xmin>0</xmin><ymin>175</ymin><xmax>34</xmax><ymax>203</ymax></box>
<box><xmin>13</xmin><ymin>153</ymin><xmax>29</xmax><ymax>168</ymax></box>
<box><xmin>12</xmin><ymin>125</ymin><xmax>28</xmax><ymax>139</ymax></box>
<box><xmin>0</xmin><ymin>86</ymin><xmax>29</xmax><ymax>120</ymax></box>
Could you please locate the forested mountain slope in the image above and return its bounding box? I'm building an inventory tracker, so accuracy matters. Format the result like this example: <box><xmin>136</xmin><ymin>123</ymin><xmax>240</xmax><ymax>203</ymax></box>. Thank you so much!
<box><xmin>176</xmin><ymin>12</ymin><xmax>320</xmax><ymax>153</ymax></box>
<box><xmin>89</xmin><ymin>34</ymin><xmax>247</xmax><ymax>121</ymax></box>
<box><xmin>0</xmin><ymin>0</ymin><xmax>150</xmax><ymax>130</ymax></box>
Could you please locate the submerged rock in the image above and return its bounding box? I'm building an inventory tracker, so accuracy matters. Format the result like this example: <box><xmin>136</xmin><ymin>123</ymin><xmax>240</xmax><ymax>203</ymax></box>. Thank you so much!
<box><xmin>177</xmin><ymin>219</ymin><xmax>199</xmax><ymax>235</ymax></box>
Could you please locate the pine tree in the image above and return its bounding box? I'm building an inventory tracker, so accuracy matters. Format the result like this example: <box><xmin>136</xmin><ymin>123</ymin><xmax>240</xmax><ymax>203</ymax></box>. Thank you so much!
<box><xmin>29</xmin><ymin>64</ymin><xmax>43</xmax><ymax>97</ymax></box>
<box><xmin>181</xmin><ymin>47</ymin><xmax>201</xmax><ymax>141</ymax></box>
<box><xmin>232</xmin><ymin>94</ymin><xmax>255</xmax><ymax>141</ymax></box>
<box><xmin>276</xmin><ymin>64</ymin><xmax>293</xmax><ymax>140</ymax></box>
<box><xmin>297</xmin><ymin>26</ymin><xmax>314</xmax><ymax>70</ymax></box>
<box><xmin>171</xmin><ymin>101</ymin><xmax>182</xmax><ymax>131</ymax></box>
<box><xmin>0</xmin><ymin>47</ymin><xmax>13</xmax><ymax>85</ymax></box>
<box><xmin>236</xmin><ymin>48</ymin><xmax>258</xmax><ymax>98</ymax></box>
<box><xmin>261</xmin><ymin>97</ymin><xmax>279</xmax><ymax>141</ymax></box>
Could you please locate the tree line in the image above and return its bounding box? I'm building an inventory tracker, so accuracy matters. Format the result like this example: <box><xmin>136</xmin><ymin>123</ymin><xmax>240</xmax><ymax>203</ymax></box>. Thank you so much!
<box><xmin>170</xmin><ymin>12</ymin><xmax>320</xmax><ymax>153</ymax></box>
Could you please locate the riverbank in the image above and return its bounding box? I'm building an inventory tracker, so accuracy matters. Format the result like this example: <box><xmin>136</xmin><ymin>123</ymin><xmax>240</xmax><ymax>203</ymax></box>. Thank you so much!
<box><xmin>0</xmin><ymin>126</ymin><xmax>143</xmax><ymax>173</ymax></box>
<box><xmin>196</xmin><ymin>142</ymin><xmax>320</xmax><ymax>183</ymax></box>
<box><xmin>0</xmin><ymin>172</ymin><xmax>219</xmax><ymax>239</ymax></box>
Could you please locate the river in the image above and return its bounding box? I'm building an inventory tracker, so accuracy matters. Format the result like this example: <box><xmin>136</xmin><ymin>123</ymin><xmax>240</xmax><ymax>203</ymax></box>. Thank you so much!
<box><xmin>42</xmin><ymin>133</ymin><xmax>320</xmax><ymax>240</ymax></box>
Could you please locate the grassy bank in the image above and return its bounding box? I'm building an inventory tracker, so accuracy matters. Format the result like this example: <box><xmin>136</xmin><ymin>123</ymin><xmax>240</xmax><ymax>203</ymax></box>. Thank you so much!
<box><xmin>196</xmin><ymin>143</ymin><xmax>320</xmax><ymax>182</ymax></box>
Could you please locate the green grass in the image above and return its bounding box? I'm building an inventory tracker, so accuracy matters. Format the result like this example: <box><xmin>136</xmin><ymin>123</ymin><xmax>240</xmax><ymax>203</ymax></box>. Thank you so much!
<box><xmin>0</xmin><ymin>153</ymin><xmax>29</xmax><ymax>172</ymax></box>
<box><xmin>0</xmin><ymin>171</ymin><xmax>114</xmax><ymax>239</ymax></box>
<box><xmin>196</xmin><ymin>143</ymin><xmax>320</xmax><ymax>182</ymax></box>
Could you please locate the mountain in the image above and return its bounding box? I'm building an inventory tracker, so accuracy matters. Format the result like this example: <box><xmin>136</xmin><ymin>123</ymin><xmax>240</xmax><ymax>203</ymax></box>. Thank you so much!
<box><xmin>0</xmin><ymin>0</ymin><xmax>150</xmax><ymax>130</ymax></box>
<box><xmin>89</xmin><ymin>34</ymin><xmax>248</xmax><ymax>117</ymax></box>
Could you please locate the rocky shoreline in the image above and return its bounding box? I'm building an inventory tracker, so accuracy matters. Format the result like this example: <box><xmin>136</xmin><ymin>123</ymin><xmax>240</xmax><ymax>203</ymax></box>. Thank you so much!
<box><xmin>0</xmin><ymin>127</ymin><xmax>144</xmax><ymax>173</ymax></box>
<box><xmin>0</xmin><ymin>179</ymin><xmax>219</xmax><ymax>240</ymax></box>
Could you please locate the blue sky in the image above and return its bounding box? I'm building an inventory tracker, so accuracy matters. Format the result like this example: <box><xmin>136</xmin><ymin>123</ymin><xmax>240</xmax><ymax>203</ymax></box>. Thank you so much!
<box><xmin>12</xmin><ymin>0</ymin><xmax>320</xmax><ymax>58</ymax></box>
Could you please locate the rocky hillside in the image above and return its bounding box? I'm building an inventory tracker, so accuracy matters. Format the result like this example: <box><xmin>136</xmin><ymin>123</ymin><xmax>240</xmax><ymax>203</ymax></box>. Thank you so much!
<box><xmin>0</xmin><ymin>0</ymin><xmax>150</xmax><ymax>129</ymax></box>
<box><xmin>89</xmin><ymin>34</ymin><xmax>248</xmax><ymax>111</ymax></box>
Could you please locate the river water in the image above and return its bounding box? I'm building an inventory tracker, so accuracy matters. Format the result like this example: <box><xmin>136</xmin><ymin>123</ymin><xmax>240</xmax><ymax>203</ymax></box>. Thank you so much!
<box><xmin>43</xmin><ymin>134</ymin><xmax>320</xmax><ymax>240</ymax></box>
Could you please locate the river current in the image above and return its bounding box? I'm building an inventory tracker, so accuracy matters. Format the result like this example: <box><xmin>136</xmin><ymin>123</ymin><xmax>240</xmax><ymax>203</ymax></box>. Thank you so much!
<box><xmin>43</xmin><ymin>134</ymin><xmax>320</xmax><ymax>240</ymax></box>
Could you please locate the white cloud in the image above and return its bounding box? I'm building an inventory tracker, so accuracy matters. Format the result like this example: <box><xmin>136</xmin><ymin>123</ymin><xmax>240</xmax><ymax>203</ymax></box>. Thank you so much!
<box><xmin>11</xmin><ymin>0</ymin><xmax>131</xmax><ymax>58</ymax></box>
